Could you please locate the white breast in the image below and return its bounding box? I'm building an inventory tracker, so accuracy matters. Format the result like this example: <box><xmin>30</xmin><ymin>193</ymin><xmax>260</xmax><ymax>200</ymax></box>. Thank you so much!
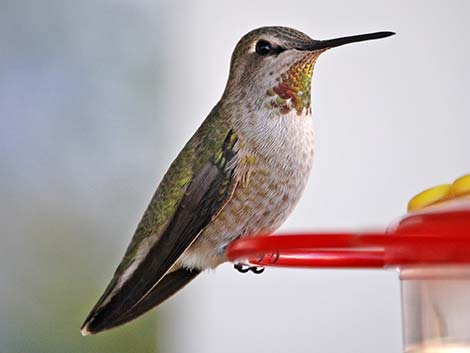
<box><xmin>179</xmin><ymin>111</ymin><xmax>315</xmax><ymax>270</ymax></box>
<box><xmin>238</xmin><ymin>110</ymin><xmax>315</xmax><ymax>230</ymax></box>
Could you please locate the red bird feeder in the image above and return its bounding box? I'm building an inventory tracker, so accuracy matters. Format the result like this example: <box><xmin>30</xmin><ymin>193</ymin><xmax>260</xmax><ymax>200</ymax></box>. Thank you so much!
<box><xmin>227</xmin><ymin>175</ymin><xmax>470</xmax><ymax>353</ymax></box>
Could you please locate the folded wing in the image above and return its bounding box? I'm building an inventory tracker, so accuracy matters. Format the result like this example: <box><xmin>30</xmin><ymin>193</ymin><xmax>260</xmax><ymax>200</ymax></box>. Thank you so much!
<box><xmin>81</xmin><ymin>113</ymin><xmax>238</xmax><ymax>335</ymax></box>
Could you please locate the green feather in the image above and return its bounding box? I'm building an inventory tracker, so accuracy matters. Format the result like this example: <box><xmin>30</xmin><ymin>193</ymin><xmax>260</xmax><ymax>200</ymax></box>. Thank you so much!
<box><xmin>115</xmin><ymin>105</ymin><xmax>232</xmax><ymax>276</ymax></box>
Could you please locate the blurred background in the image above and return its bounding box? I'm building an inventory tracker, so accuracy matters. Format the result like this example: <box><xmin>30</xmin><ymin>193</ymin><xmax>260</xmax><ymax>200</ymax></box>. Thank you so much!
<box><xmin>1</xmin><ymin>0</ymin><xmax>469</xmax><ymax>352</ymax></box>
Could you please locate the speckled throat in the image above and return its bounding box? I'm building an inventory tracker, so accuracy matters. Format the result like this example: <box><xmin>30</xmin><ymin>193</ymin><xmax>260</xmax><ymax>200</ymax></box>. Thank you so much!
<box><xmin>266</xmin><ymin>52</ymin><xmax>318</xmax><ymax>116</ymax></box>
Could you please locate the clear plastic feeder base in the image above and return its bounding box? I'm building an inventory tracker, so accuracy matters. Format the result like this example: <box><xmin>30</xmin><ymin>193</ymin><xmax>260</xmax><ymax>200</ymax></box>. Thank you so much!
<box><xmin>401</xmin><ymin>266</ymin><xmax>470</xmax><ymax>353</ymax></box>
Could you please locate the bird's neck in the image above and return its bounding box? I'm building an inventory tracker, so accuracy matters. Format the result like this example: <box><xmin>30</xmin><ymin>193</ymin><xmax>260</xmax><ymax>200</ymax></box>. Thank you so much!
<box><xmin>265</xmin><ymin>60</ymin><xmax>314</xmax><ymax>117</ymax></box>
<box><xmin>223</xmin><ymin>61</ymin><xmax>315</xmax><ymax>119</ymax></box>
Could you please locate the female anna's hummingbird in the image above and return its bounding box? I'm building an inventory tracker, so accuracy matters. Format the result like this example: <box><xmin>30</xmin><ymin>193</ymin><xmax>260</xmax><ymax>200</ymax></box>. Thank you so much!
<box><xmin>81</xmin><ymin>26</ymin><xmax>394</xmax><ymax>335</ymax></box>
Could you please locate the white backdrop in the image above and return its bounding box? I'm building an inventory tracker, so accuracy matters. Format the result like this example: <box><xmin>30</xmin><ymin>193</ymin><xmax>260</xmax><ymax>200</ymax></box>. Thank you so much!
<box><xmin>4</xmin><ymin>1</ymin><xmax>466</xmax><ymax>352</ymax></box>
<box><xmin>154</xmin><ymin>1</ymin><xmax>470</xmax><ymax>353</ymax></box>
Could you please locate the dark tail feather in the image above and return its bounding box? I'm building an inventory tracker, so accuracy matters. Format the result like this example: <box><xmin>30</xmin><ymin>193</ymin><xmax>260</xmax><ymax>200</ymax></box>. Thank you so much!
<box><xmin>81</xmin><ymin>268</ymin><xmax>200</xmax><ymax>335</ymax></box>
<box><xmin>111</xmin><ymin>268</ymin><xmax>200</xmax><ymax>328</ymax></box>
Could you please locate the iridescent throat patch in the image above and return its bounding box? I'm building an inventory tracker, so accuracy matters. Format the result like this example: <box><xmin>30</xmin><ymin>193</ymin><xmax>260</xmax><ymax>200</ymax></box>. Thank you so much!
<box><xmin>266</xmin><ymin>54</ymin><xmax>317</xmax><ymax>116</ymax></box>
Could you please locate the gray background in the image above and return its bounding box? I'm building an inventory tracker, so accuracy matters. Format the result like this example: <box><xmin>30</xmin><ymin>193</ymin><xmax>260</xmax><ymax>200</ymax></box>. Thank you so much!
<box><xmin>1</xmin><ymin>1</ymin><xmax>469</xmax><ymax>352</ymax></box>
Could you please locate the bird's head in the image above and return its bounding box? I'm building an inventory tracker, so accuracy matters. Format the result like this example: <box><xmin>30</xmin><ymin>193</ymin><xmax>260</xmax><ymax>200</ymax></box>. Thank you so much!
<box><xmin>223</xmin><ymin>26</ymin><xmax>394</xmax><ymax>116</ymax></box>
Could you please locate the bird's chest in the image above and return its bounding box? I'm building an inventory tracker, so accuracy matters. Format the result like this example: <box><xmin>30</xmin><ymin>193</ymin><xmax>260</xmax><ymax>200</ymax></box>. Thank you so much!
<box><xmin>221</xmin><ymin>113</ymin><xmax>315</xmax><ymax>234</ymax></box>
<box><xmin>181</xmin><ymin>114</ymin><xmax>314</xmax><ymax>269</ymax></box>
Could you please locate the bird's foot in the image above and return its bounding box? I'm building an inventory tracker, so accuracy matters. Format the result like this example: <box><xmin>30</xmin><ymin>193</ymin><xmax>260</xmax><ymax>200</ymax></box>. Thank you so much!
<box><xmin>234</xmin><ymin>263</ymin><xmax>265</xmax><ymax>274</ymax></box>
<box><xmin>250</xmin><ymin>266</ymin><xmax>265</xmax><ymax>274</ymax></box>
<box><xmin>234</xmin><ymin>263</ymin><xmax>250</xmax><ymax>273</ymax></box>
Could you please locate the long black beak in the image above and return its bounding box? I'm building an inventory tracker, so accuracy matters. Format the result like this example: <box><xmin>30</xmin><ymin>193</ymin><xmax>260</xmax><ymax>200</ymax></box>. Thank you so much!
<box><xmin>302</xmin><ymin>31</ymin><xmax>395</xmax><ymax>51</ymax></box>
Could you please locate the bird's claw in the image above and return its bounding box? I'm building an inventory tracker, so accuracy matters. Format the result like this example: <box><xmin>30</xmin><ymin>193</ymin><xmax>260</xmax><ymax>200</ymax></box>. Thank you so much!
<box><xmin>234</xmin><ymin>263</ymin><xmax>250</xmax><ymax>273</ymax></box>
<box><xmin>250</xmin><ymin>266</ymin><xmax>265</xmax><ymax>274</ymax></box>
<box><xmin>234</xmin><ymin>263</ymin><xmax>265</xmax><ymax>274</ymax></box>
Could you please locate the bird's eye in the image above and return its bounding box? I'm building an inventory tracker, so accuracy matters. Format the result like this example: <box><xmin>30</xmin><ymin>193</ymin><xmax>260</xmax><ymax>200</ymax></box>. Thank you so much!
<box><xmin>255</xmin><ymin>40</ymin><xmax>272</xmax><ymax>56</ymax></box>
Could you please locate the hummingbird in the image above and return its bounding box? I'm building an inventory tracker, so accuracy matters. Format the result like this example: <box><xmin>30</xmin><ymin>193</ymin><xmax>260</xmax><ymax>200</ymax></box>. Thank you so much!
<box><xmin>81</xmin><ymin>26</ymin><xmax>394</xmax><ymax>335</ymax></box>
